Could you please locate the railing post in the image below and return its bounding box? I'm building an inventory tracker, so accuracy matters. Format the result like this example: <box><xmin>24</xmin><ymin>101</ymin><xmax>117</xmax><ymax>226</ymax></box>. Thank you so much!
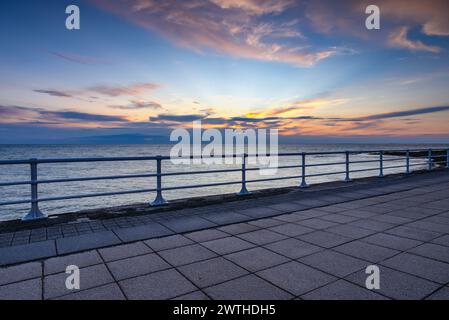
<box><xmin>446</xmin><ymin>148</ymin><xmax>449</xmax><ymax>169</ymax></box>
<box><xmin>428</xmin><ymin>149</ymin><xmax>432</xmax><ymax>171</ymax></box>
<box><xmin>379</xmin><ymin>151</ymin><xmax>384</xmax><ymax>177</ymax></box>
<box><xmin>344</xmin><ymin>151</ymin><xmax>351</xmax><ymax>182</ymax></box>
<box><xmin>406</xmin><ymin>150</ymin><xmax>410</xmax><ymax>174</ymax></box>
<box><xmin>299</xmin><ymin>153</ymin><xmax>308</xmax><ymax>188</ymax></box>
<box><xmin>151</xmin><ymin>156</ymin><xmax>167</xmax><ymax>206</ymax></box>
<box><xmin>237</xmin><ymin>153</ymin><xmax>250</xmax><ymax>195</ymax></box>
<box><xmin>22</xmin><ymin>159</ymin><xmax>46</xmax><ymax>221</ymax></box>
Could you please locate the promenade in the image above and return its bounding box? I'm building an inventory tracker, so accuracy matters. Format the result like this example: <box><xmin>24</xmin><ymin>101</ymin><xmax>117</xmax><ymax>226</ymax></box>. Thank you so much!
<box><xmin>1</xmin><ymin>170</ymin><xmax>449</xmax><ymax>299</ymax></box>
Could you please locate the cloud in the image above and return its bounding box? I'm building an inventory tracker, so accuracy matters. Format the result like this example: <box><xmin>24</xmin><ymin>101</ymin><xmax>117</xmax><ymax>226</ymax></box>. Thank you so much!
<box><xmin>87</xmin><ymin>82</ymin><xmax>161</xmax><ymax>97</ymax></box>
<box><xmin>304</xmin><ymin>0</ymin><xmax>449</xmax><ymax>52</ymax></box>
<box><xmin>110</xmin><ymin>100</ymin><xmax>163</xmax><ymax>110</ymax></box>
<box><xmin>378</xmin><ymin>0</ymin><xmax>449</xmax><ymax>36</ymax></box>
<box><xmin>149</xmin><ymin>114</ymin><xmax>207</xmax><ymax>122</ymax></box>
<box><xmin>33</xmin><ymin>89</ymin><xmax>72</xmax><ymax>97</ymax></box>
<box><xmin>146</xmin><ymin>104</ymin><xmax>449</xmax><ymax>133</ymax></box>
<box><xmin>40</xmin><ymin>111</ymin><xmax>127</xmax><ymax>122</ymax></box>
<box><xmin>0</xmin><ymin>105</ymin><xmax>128</xmax><ymax>124</ymax></box>
<box><xmin>47</xmin><ymin>51</ymin><xmax>111</xmax><ymax>65</ymax></box>
<box><xmin>90</xmin><ymin>0</ymin><xmax>338</xmax><ymax>67</ymax></box>
<box><xmin>351</xmin><ymin>105</ymin><xmax>449</xmax><ymax>121</ymax></box>
<box><xmin>210</xmin><ymin>0</ymin><xmax>294</xmax><ymax>15</ymax></box>
<box><xmin>389</xmin><ymin>27</ymin><xmax>442</xmax><ymax>53</ymax></box>
<box><xmin>34</xmin><ymin>82</ymin><xmax>161</xmax><ymax>101</ymax></box>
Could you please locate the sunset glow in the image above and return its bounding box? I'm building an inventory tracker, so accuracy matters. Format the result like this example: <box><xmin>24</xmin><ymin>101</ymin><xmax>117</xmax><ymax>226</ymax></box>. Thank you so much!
<box><xmin>1</xmin><ymin>0</ymin><xmax>449</xmax><ymax>143</ymax></box>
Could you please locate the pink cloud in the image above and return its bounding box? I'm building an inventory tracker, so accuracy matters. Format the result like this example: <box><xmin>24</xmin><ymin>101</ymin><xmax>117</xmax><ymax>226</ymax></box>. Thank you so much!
<box><xmin>389</xmin><ymin>27</ymin><xmax>442</xmax><ymax>53</ymax></box>
<box><xmin>87</xmin><ymin>82</ymin><xmax>161</xmax><ymax>97</ymax></box>
<box><xmin>90</xmin><ymin>0</ymin><xmax>337</xmax><ymax>67</ymax></box>
<box><xmin>209</xmin><ymin>0</ymin><xmax>294</xmax><ymax>15</ymax></box>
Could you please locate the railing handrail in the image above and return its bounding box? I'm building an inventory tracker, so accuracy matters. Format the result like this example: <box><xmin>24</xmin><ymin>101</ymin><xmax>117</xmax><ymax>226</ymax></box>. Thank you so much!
<box><xmin>0</xmin><ymin>147</ymin><xmax>448</xmax><ymax>221</ymax></box>
<box><xmin>0</xmin><ymin>148</ymin><xmax>447</xmax><ymax>165</ymax></box>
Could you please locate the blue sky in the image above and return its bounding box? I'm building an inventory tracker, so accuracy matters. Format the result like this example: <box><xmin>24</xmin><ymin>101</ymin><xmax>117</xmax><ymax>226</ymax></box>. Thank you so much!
<box><xmin>1</xmin><ymin>0</ymin><xmax>449</xmax><ymax>143</ymax></box>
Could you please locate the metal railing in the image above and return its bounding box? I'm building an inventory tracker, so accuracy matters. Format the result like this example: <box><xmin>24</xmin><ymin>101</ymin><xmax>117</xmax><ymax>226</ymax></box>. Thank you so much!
<box><xmin>0</xmin><ymin>148</ymin><xmax>448</xmax><ymax>221</ymax></box>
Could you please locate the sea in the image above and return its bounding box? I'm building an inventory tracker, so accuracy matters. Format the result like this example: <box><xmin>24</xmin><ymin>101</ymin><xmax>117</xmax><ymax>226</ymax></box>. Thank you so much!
<box><xmin>0</xmin><ymin>143</ymin><xmax>447</xmax><ymax>221</ymax></box>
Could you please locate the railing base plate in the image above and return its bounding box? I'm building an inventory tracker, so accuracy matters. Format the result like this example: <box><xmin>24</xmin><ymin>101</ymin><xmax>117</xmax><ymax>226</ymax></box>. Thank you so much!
<box><xmin>22</xmin><ymin>209</ymin><xmax>47</xmax><ymax>221</ymax></box>
<box><xmin>237</xmin><ymin>188</ymin><xmax>251</xmax><ymax>196</ymax></box>
<box><xmin>150</xmin><ymin>197</ymin><xmax>168</xmax><ymax>206</ymax></box>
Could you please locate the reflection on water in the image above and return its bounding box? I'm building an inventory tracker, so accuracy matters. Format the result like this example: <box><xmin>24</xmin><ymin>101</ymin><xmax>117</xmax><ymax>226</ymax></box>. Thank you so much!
<box><xmin>0</xmin><ymin>144</ymin><xmax>442</xmax><ymax>221</ymax></box>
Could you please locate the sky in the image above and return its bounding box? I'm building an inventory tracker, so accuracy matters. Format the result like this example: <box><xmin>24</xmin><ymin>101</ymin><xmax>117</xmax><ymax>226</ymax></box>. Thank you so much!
<box><xmin>0</xmin><ymin>0</ymin><xmax>449</xmax><ymax>144</ymax></box>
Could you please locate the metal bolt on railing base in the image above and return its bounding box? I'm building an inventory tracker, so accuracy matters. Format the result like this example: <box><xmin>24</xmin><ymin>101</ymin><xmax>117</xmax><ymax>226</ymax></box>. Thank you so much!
<box><xmin>22</xmin><ymin>204</ymin><xmax>47</xmax><ymax>221</ymax></box>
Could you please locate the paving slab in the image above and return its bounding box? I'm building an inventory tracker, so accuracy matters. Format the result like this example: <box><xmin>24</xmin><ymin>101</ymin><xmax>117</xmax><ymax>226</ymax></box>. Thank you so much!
<box><xmin>56</xmin><ymin>231</ymin><xmax>121</xmax><ymax>255</ymax></box>
<box><xmin>334</xmin><ymin>241</ymin><xmax>399</xmax><ymax>263</ymax></box>
<box><xmin>297</xmin><ymin>218</ymin><xmax>339</xmax><ymax>230</ymax></box>
<box><xmin>382</xmin><ymin>253</ymin><xmax>449</xmax><ymax>284</ymax></box>
<box><xmin>173</xmin><ymin>291</ymin><xmax>210</xmax><ymax>300</ymax></box>
<box><xmin>160</xmin><ymin>216</ymin><xmax>217</xmax><ymax>233</ymax></box>
<box><xmin>99</xmin><ymin>241</ymin><xmax>152</xmax><ymax>262</ymax></box>
<box><xmin>348</xmin><ymin>219</ymin><xmax>395</xmax><ymax>232</ymax></box>
<box><xmin>432</xmin><ymin>234</ymin><xmax>449</xmax><ymax>247</ymax></box>
<box><xmin>346</xmin><ymin>266</ymin><xmax>440</xmax><ymax>300</ymax></box>
<box><xmin>257</xmin><ymin>261</ymin><xmax>336</xmax><ymax>296</ymax></box>
<box><xmin>201</xmin><ymin>237</ymin><xmax>255</xmax><ymax>255</ymax></box>
<box><xmin>107</xmin><ymin>253</ymin><xmax>171</xmax><ymax>280</ymax></box>
<box><xmin>274</xmin><ymin>213</ymin><xmax>307</xmax><ymax>223</ymax></box>
<box><xmin>362</xmin><ymin>233</ymin><xmax>422</xmax><ymax>251</ymax></box>
<box><xmin>268</xmin><ymin>223</ymin><xmax>314</xmax><ymax>237</ymax></box>
<box><xmin>320</xmin><ymin>214</ymin><xmax>360</xmax><ymax>224</ymax></box>
<box><xmin>235</xmin><ymin>207</ymin><xmax>280</xmax><ymax>218</ymax></box>
<box><xmin>0</xmin><ymin>262</ymin><xmax>41</xmax><ymax>286</ymax></box>
<box><xmin>408</xmin><ymin>243</ymin><xmax>449</xmax><ymax>264</ymax></box>
<box><xmin>44</xmin><ymin>264</ymin><xmax>114</xmax><ymax>299</ymax></box>
<box><xmin>185</xmin><ymin>229</ymin><xmax>229</xmax><ymax>242</ymax></box>
<box><xmin>325</xmin><ymin>224</ymin><xmax>376</xmax><ymax>239</ymax></box>
<box><xmin>302</xmin><ymin>279</ymin><xmax>387</xmax><ymax>300</ymax></box>
<box><xmin>218</xmin><ymin>222</ymin><xmax>260</xmax><ymax>234</ymax></box>
<box><xmin>385</xmin><ymin>226</ymin><xmax>441</xmax><ymax>242</ymax></box>
<box><xmin>144</xmin><ymin>234</ymin><xmax>194</xmax><ymax>251</ymax></box>
<box><xmin>248</xmin><ymin>218</ymin><xmax>284</xmax><ymax>228</ymax></box>
<box><xmin>264</xmin><ymin>238</ymin><xmax>323</xmax><ymax>260</ymax></box>
<box><xmin>299</xmin><ymin>250</ymin><xmax>368</xmax><ymax>277</ymax></box>
<box><xmin>225</xmin><ymin>247</ymin><xmax>290</xmax><ymax>272</ymax></box>
<box><xmin>205</xmin><ymin>274</ymin><xmax>293</xmax><ymax>300</ymax></box>
<box><xmin>202</xmin><ymin>212</ymin><xmax>251</xmax><ymax>225</ymax></box>
<box><xmin>0</xmin><ymin>240</ymin><xmax>56</xmax><ymax>266</ymax></box>
<box><xmin>119</xmin><ymin>269</ymin><xmax>196</xmax><ymax>300</ymax></box>
<box><xmin>406</xmin><ymin>221</ymin><xmax>449</xmax><ymax>234</ymax></box>
<box><xmin>0</xmin><ymin>278</ymin><xmax>41</xmax><ymax>300</ymax></box>
<box><xmin>159</xmin><ymin>244</ymin><xmax>217</xmax><ymax>266</ymax></box>
<box><xmin>237</xmin><ymin>229</ymin><xmax>288</xmax><ymax>245</ymax></box>
<box><xmin>177</xmin><ymin>257</ymin><xmax>248</xmax><ymax>288</ymax></box>
<box><xmin>114</xmin><ymin>224</ymin><xmax>173</xmax><ymax>242</ymax></box>
<box><xmin>426</xmin><ymin>287</ymin><xmax>449</xmax><ymax>300</ymax></box>
<box><xmin>55</xmin><ymin>283</ymin><xmax>125</xmax><ymax>300</ymax></box>
<box><xmin>44</xmin><ymin>250</ymin><xmax>102</xmax><ymax>275</ymax></box>
<box><xmin>370</xmin><ymin>214</ymin><xmax>412</xmax><ymax>224</ymax></box>
<box><xmin>297</xmin><ymin>230</ymin><xmax>352</xmax><ymax>248</ymax></box>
